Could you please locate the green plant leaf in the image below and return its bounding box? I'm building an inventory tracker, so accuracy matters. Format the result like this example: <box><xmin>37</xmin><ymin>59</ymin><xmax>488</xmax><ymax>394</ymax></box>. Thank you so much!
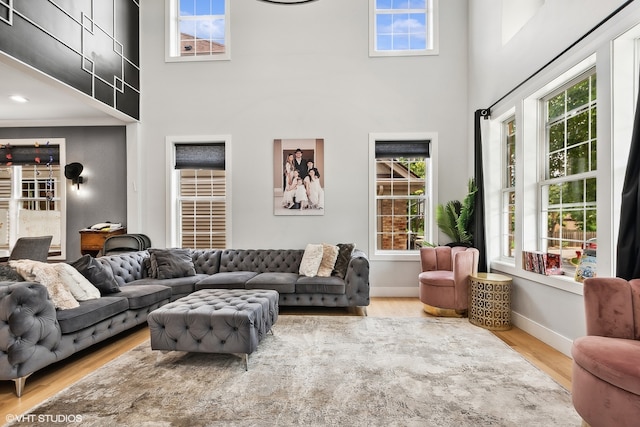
<box><xmin>436</xmin><ymin>178</ymin><xmax>477</xmax><ymax>245</ymax></box>
<box><xmin>437</xmin><ymin>200</ymin><xmax>462</xmax><ymax>242</ymax></box>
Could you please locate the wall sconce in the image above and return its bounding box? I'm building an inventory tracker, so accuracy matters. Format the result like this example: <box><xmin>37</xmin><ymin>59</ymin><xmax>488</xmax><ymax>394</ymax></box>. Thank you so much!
<box><xmin>64</xmin><ymin>162</ymin><xmax>85</xmax><ymax>189</ymax></box>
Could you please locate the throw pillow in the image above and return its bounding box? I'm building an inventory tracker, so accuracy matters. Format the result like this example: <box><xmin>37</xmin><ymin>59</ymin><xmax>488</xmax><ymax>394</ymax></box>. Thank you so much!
<box><xmin>299</xmin><ymin>243</ymin><xmax>324</xmax><ymax>277</ymax></box>
<box><xmin>70</xmin><ymin>254</ymin><xmax>121</xmax><ymax>295</ymax></box>
<box><xmin>331</xmin><ymin>243</ymin><xmax>355</xmax><ymax>278</ymax></box>
<box><xmin>9</xmin><ymin>260</ymin><xmax>79</xmax><ymax>310</ymax></box>
<box><xmin>55</xmin><ymin>263</ymin><xmax>101</xmax><ymax>301</ymax></box>
<box><xmin>0</xmin><ymin>265</ymin><xmax>24</xmax><ymax>282</ymax></box>
<box><xmin>317</xmin><ymin>243</ymin><xmax>339</xmax><ymax>277</ymax></box>
<box><xmin>143</xmin><ymin>257</ymin><xmax>153</xmax><ymax>278</ymax></box>
<box><xmin>149</xmin><ymin>248</ymin><xmax>196</xmax><ymax>280</ymax></box>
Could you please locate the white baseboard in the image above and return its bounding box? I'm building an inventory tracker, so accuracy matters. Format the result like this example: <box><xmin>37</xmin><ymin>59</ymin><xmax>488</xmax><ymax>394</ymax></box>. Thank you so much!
<box><xmin>370</xmin><ymin>287</ymin><xmax>419</xmax><ymax>297</ymax></box>
<box><xmin>511</xmin><ymin>311</ymin><xmax>574</xmax><ymax>358</ymax></box>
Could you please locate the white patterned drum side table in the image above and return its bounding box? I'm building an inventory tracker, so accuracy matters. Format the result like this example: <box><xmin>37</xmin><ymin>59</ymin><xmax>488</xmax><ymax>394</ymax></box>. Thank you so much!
<box><xmin>468</xmin><ymin>273</ymin><xmax>512</xmax><ymax>331</ymax></box>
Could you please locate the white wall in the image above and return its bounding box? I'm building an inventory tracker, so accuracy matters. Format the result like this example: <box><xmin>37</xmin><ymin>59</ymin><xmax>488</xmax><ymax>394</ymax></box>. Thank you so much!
<box><xmin>468</xmin><ymin>0</ymin><xmax>640</xmax><ymax>355</ymax></box>
<box><xmin>469</xmin><ymin>0</ymin><xmax>632</xmax><ymax>107</ymax></box>
<box><xmin>138</xmin><ymin>0</ymin><xmax>470</xmax><ymax>295</ymax></box>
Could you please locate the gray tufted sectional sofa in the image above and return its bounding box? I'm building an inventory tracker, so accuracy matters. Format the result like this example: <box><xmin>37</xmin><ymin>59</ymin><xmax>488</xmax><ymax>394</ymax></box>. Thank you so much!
<box><xmin>0</xmin><ymin>247</ymin><xmax>370</xmax><ymax>396</ymax></box>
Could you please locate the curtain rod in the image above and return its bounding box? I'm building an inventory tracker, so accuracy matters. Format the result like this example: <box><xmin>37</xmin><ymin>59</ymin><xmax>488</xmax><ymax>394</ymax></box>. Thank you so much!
<box><xmin>487</xmin><ymin>0</ymin><xmax>636</xmax><ymax>112</ymax></box>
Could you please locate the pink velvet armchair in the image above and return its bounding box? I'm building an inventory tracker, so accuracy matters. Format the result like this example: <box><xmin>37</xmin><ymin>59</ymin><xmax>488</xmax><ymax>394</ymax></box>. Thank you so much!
<box><xmin>418</xmin><ymin>246</ymin><xmax>479</xmax><ymax>317</ymax></box>
<box><xmin>571</xmin><ymin>277</ymin><xmax>640</xmax><ymax>427</ymax></box>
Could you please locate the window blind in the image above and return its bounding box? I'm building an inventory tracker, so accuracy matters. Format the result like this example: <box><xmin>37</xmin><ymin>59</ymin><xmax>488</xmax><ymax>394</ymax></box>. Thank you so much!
<box><xmin>0</xmin><ymin>144</ymin><xmax>60</xmax><ymax>165</ymax></box>
<box><xmin>175</xmin><ymin>143</ymin><xmax>225</xmax><ymax>170</ymax></box>
<box><xmin>178</xmin><ymin>169</ymin><xmax>226</xmax><ymax>249</ymax></box>
<box><xmin>375</xmin><ymin>140</ymin><xmax>430</xmax><ymax>158</ymax></box>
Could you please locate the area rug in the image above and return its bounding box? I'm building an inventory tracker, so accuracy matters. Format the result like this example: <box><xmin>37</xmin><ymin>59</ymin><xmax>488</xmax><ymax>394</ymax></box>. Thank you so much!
<box><xmin>12</xmin><ymin>316</ymin><xmax>581</xmax><ymax>427</ymax></box>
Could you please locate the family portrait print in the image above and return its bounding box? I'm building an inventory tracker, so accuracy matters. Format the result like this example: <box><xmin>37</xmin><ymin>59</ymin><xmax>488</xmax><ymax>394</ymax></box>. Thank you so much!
<box><xmin>273</xmin><ymin>138</ymin><xmax>324</xmax><ymax>216</ymax></box>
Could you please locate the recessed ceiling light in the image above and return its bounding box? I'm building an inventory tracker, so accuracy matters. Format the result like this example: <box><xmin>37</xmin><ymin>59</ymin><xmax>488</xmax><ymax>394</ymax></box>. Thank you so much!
<box><xmin>9</xmin><ymin>95</ymin><xmax>29</xmax><ymax>103</ymax></box>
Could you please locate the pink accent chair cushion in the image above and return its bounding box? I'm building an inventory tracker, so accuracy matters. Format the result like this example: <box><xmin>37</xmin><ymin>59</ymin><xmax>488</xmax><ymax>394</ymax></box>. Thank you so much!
<box><xmin>571</xmin><ymin>277</ymin><xmax>640</xmax><ymax>427</ymax></box>
<box><xmin>418</xmin><ymin>246</ymin><xmax>479</xmax><ymax>312</ymax></box>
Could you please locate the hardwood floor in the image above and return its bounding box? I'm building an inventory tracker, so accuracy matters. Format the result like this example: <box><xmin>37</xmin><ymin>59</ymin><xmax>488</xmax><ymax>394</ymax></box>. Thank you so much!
<box><xmin>0</xmin><ymin>297</ymin><xmax>573</xmax><ymax>421</ymax></box>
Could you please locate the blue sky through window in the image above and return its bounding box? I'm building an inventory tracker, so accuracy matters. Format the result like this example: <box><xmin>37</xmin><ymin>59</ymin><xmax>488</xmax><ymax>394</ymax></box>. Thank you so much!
<box><xmin>375</xmin><ymin>0</ymin><xmax>428</xmax><ymax>51</ymax></box>
<box><xmin>179</xmin><ymin>0</ymin><xmax>226</xmax><ymax>42</ymax></box>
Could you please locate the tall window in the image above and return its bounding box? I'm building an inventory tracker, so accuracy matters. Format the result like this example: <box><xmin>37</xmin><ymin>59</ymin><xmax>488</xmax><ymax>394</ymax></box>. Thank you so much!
<box><xmin>166</xmin><ymin>0</ymin><xmax>230</xmax><ymax>61</ymax></box>
<box><xmin>170</xmin><ymin>139</ymin><xmax>229</xmax><ymax>248</ymax></box>
<box><xmin>371</xmin><ymin>137</ymin><xmax>431</xmax><ymax>255</ymax></box>
<box><xmin>369</xmin><ymin>0</ymin><xmax>438</xmax><ymax>57</ymax></box>
<box><xmin>0</xmin><ymin>140</ymin><xmax>64</xmax><ymax>255</ymax></box>
<box><xmin>540</xmin><ymin>72</ymin><xmax>597</xmax><ymax>270</ymax></box>
<box><xmin>502</xmin><ymin>117</ymin><xmax>516</xmax><ymax>258</ymax></box>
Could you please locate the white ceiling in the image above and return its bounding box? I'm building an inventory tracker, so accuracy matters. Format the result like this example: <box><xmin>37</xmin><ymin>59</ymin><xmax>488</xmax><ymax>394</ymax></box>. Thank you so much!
<box><xmin>0</xmin><ymin>56</ymin><xmax>134</xmax><ymax>127</ymax></box>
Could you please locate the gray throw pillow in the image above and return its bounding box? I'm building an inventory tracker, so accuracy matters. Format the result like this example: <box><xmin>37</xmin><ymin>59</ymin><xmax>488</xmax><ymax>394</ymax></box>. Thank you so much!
<box><xmin>69</xmin><ymin>254</ymin><xmax>120</xmax><ymax>295</ymax></box>
<box><xmin>149</xmin><ymin>248</ymin><xmax>196</xmax><ymax>280</ymax></box>
<box><xmin>331</xmin><ymin>243</ymin><xmax>355</xmax><ymax>278</ymax></box>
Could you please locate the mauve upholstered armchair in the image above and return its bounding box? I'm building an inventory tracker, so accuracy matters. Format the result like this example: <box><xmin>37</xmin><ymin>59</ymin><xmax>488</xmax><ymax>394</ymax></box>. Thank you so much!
<box><xmin>418</xmin><ymin>246</ymin><xmax>479</xmax><ymax>317</ymax></box>
<box><xmin>571</xmin><ymin>277</ymin><xmax>640</xmax><ymax>427</ymax></box>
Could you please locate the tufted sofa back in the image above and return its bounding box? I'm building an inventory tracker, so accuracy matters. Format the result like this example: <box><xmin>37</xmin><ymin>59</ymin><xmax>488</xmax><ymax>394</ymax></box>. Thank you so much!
<box><xmin>191</xmin><ymin>249</ymin><xmax>222</xmax><ymax>275</ymax></box>
<box><xmin>94</xmin><ymin>249</ymin><xmax>316</xmax><ymax>284</ymax></box>
<box><xmin>220</xmin><ymin>249</ymin><xmax>304</xmax><ymax>273</ymax></box>
<box><xmin>97</xmin><ymin>251</ymin><xmax>149</xmax><ymax>286</ymax></box>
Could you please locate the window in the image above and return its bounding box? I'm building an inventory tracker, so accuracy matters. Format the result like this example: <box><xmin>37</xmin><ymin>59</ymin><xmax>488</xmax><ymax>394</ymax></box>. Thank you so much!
<box><xmin>369</xmin><ymin>0</ymin><xmax>438</xmax><ymax>57</ymax></box>
<box><xmin>0</xmin><ymin>139</ymin><xmax>64</xmax><ymax>256</ymax></box>
<box><xmin>369</xmin><ymin>134</ymin><xmax>434</xmax><ymax>258</ymax></box>
<box><xmin>540</xmin><ymin>72</ymin><xmax>597</xmax><ymax>271</ymax></box>
<box><xmin>166</xmin><ymin>0</ymin><xmax>230</xmax><ymax>62</ymax></box>
<box><xmin>168</xmin><ymin>136</ymin><xmax>230</xmax><ymax>248</ymax></box>
<box><xmin>502</xmin><ymin>117</ymin><xmax>516</xmax><ymax>258</ymax></box>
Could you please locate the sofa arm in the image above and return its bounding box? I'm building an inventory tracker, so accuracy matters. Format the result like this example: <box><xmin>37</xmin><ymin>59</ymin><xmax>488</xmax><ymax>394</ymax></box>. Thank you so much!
<box><xmin>583</xmin><ymin>277</ymin><xmax>636</xmax><ymax>339</ymax></box>
<box><xmin>0</xmin><ymin>282</ymin><xmax>61</xmax><ymax>375</ymax></box>
<box><xmin>343</xmin><ymin>249</ymin><xmax>370</xmax><ymax>305</ymax></box>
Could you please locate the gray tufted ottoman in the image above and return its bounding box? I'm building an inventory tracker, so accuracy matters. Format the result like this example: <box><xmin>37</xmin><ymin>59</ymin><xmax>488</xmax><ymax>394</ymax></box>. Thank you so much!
<box><xmin>147</xmin><ymin>289</ymin><xmax>278</xmax><ymax>369</ymax></box>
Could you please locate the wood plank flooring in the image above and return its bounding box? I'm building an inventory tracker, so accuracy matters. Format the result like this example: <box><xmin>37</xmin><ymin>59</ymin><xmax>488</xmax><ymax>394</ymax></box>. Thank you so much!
<box><xmin>0</xmin><ymin>297</ymin><xmax>573</xmax><ymax>420</ymax></box>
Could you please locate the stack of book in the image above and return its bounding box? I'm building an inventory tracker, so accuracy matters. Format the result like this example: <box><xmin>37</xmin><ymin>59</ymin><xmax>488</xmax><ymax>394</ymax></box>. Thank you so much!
<box><xmin>522</xmin><ymin>251</ymin><xmax>564</xmax><ymax>275</ymax></box>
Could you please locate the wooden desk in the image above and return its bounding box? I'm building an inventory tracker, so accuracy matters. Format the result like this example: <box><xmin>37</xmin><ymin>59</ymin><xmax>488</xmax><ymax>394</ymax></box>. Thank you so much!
<box><xmin>79</xmin><ymin>228</ymin><xmax>126</xmax><ymax>257</ymax></box>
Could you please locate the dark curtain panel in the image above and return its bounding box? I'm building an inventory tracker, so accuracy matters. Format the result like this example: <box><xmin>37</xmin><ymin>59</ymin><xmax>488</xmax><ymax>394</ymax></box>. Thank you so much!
<box><xmin>474</xmin><ymin>110</ymin><xmax>488</xmax><ymax>273</ymax></box>
<box><xmin>616</xmin><ymin>74</ymin><xmax>640</xmax><ymax>280</ymax></box>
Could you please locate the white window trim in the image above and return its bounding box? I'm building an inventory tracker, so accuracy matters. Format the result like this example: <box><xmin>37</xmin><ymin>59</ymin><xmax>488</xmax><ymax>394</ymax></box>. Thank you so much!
<box><xmin>538</xmin><ymin>70</ymin><xmax>597</xmax><ymax>260</ymax></box>
<box><xmin>0</xmin><ymin>138</ymin><xmax>66</xmax><ymax>260</ymax></box>
<box><xmin>486</xmin><ymin>56</ymin><xmax>598</xmax><ymax>295</ymax></box>
<box><xmin>165</xmin><ymin>0</ymin><xmax>231</xmax><ymax>63</ymax></box>
<box><xmin>485</xmin><ymin>21</ymin><xmax>640</xmax><ymax>296</ymax></box>
<box><xmin>165</xmin><ymin>135</ymin><xmax>232</xmax><ymax>248</ymax></box>
<box><xmin>368</xmin><ymin>132</ymin><xmax>438</xmax><ymax>261</ymax></box>
<box><xmin>501</xmin><ymin>115</ymin><xmax>516</xmax><ymax>259</ymax></box>
<box><xmin>368</xmin><ymin>0</ymin><xmax>439</xmax><ymax>57</ymax></box>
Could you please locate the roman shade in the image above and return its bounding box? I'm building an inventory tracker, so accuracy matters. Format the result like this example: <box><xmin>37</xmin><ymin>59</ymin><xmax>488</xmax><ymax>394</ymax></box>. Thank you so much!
<box><xmin>375</xmin><ymin>140</ymin><xmax>430</xmax><ymax>158</ymax></box>
<box><xmin>0</xmin><ymin>144</ymin><xmax>60</xmax><ymax>165</ymax></box>
<box><xmin>175</xmin><ymin>143</ymin><xmax>225</xmax><ymax>170</ymax></box>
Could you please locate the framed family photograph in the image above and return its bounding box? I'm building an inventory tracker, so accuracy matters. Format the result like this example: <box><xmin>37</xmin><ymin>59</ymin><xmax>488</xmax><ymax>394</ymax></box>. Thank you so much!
<box><xmin>273</xmin><ymin>138</ymin><xmax>324</xmax><ymax>216</ymax></box>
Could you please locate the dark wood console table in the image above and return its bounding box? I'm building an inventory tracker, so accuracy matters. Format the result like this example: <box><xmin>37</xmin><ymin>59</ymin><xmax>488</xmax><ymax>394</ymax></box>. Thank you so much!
<box><xmin>79</xmin><ymin>228</ymin><xmax>127</xmax><ymax>257</ymax></box>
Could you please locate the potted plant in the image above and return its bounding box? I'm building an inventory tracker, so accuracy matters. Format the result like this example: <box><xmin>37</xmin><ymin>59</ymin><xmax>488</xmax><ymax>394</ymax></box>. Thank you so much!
<box><xmin>435</xmin><ymin>178</ymin><xmax>478</xmax><ymax>246</ymax></box>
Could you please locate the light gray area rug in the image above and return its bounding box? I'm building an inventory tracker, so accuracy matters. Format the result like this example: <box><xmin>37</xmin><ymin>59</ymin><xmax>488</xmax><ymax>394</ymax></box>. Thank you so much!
<box><xmin>14</xmin><ymin>316</ymin><xmax>581</xmax><ymax>427</ymax></box>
